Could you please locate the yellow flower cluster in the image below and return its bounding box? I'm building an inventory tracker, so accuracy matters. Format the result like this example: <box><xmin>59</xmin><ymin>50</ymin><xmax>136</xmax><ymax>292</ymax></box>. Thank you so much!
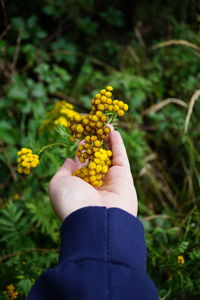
<box><xmin>91</xmin><ymin>86</ymin><xmax>128</xmax><ymax>117</ymax></box>
<box><xmin>54</xmin><ymin>116</ymin><xmax>70</xmax><ymax>128</ymax></box>
<box><xmin>70</xmin><ymin>85</ymin><xmax>128</xmax><ymax>187</ymax></box>
<box><xmin>68</xmin><ymin>86</ymin><xmax>128</xmax><ymax>142</ymax></box>
<box><xmin>52</xmin><ymin>100</ymin><xmax>79</xmax><ymax>126</ymax></box>
<box><xmin>177</xmin><ymin>255</ymin><xmax>185</xmax><ymax>264</ymax></box>
<box><xmin>73</xmin><ymin>147</ymin><xmax>112</xmax><ymax>187</ymax></box>
<box><xmin>17</xmin><ymin>86</ymin><xmax>128</xmax><ymax>185</ymax></box>
<box><xmin>17</xmin><ymin>148</ymin><xmax>39</xmax><ymax>175</ymax></box>
<box><xmin>39</xmin><ymin>100</ymin><xmax>79</xmax><ymax>133</ymax></box>
<box><xmin>69</xmin><ymin>113</ymin><xmax>111</xmax><ymax>142</ymax></box>
<box><xmin>3</xmin><ymin>284</ymin><xmax>19</xmax><ymax>300</ymax></box>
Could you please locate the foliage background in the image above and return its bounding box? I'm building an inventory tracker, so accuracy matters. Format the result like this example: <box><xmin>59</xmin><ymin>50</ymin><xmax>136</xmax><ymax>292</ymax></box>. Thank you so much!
<box><xmin>0</xmin><ymin>0</ymin><xmax>200</xmax><ymax>299</ymax></box>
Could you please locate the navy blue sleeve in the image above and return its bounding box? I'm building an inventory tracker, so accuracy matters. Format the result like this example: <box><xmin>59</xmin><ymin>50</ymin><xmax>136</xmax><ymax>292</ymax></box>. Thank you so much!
<box><xmin>27</xmin><ymin>206</ymin><xmax>158</xmax><ymax>300</ymax></box>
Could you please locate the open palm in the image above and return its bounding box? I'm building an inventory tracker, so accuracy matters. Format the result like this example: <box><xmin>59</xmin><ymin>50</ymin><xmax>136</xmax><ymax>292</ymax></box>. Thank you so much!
<box><xmin>49</xmin><ymin>130</ymin><xmax>138</xmax><ymax>222</ymax></box>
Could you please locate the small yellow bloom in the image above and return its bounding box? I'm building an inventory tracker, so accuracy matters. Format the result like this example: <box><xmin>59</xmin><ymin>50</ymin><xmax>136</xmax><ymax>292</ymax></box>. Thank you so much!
<box><xmin>88</xmin><ymin>162</ymin><xmax>96</xmax><ymax>170</ymax></box>
<box><xmin>106</xmin><ymin>150</ymin><xmax>112</xmax><ymax>157</ymax></box>
<box><xmin>100</xmin><ymin>89</ymin><xmax>106</xmax><ymax>94</ymax></box>
<box><xmin>168</xmin><ymin>273</ymin><xmax>173</xmax><ymax>280</ymax></box>
<box><xmin>123</xmin><ymin>103</ymin><xmax>129</xmax><ymax>111</ymax></box>
<box><xmin>61</xmin><ymin>85</ymin><xmax>127</xmax><ymax>188</ymax></box>
<box><xmin>117</xmin><ymin>109</ymin><xmax>125</xmax><ymax>117</ymax></box>
<box><xmin>106</xmin><ymin>85</ymin><xmax>113</xmax><ymax>91</ymax></box>
<box><xmin>177</xmin><ymin>255</ymin><xmax>185</xmax><ymax>264</ymax></box>
<box><xmin>12</xmin><ymin>193</ymin><xmax>20</xmax><ymax>200</ymax></box>
<box><xmin>105</xmin><ymin>91</ymin><xmax>112</xmax><ymax>97</ymax></box>
<box><xmin>54</xmin><ymin>116</ymin><xmax>69</xmax><ymax>128</ymax></box>
<box><xmin>17</xmin><ymin>167</ymin><xmax>23</xmax><ymax>173</ymax></box>
<box><xmin>17</xmin><ymin>148</ymin><xmax>39</xmax><ymax>175</ymax></box>
<box><xmin>3</xmin><ymin>284</ymin><xmax>19</xmax><ymax>300</ymax></box>
<box><xmin>22</xmin><ymin>161</ymin><xmax>28</xmax><ymax>167</ymax></box>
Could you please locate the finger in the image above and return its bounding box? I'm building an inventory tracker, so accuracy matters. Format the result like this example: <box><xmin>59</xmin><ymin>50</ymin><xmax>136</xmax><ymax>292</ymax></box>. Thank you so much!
<box><xmin>105</xmin><ymin>123</ymin><xmax>114</xmax><ymax>145</ymax></box>
<box><xmin>57</xmin><ymin>158</ymin><xmax>77</xmax><ymax>176</ymax></box>
<box><xmin>74</xmin><ymin>155</ymin><xmax>88</xmax><ymax>168</ymax></box>
<box><xmin>109</xmin><ymin>130</ymin><xmax>130</xmax><ymax>170</ymax></box>
<box><xmin>107</xmin><ymin>123</ymin><xmax>114</xmax><ymax>131</ymax></box>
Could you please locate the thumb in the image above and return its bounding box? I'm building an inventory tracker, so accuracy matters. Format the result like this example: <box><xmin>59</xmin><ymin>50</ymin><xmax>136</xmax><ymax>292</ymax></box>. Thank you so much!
<box><xmin>58</xmin><ymin>158</ymin><xmax>77</xmax><ymax>176</ymax></box>
<box><xmin>109</xmin><ymin>130</ymin><xmax>130</xmax><ymax>170</ymax></box>
<box><xmin>49</xmin><ymin>158</ymin><xmax>76</xmax><ymax>191</ymax></box>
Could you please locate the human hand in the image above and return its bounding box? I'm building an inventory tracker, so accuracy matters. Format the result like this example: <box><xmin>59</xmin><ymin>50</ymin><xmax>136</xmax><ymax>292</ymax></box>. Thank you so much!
<box><xmin>48</xmin><ymin>130</ymin><xmax>138</xmax><ymax>222</ymax></box>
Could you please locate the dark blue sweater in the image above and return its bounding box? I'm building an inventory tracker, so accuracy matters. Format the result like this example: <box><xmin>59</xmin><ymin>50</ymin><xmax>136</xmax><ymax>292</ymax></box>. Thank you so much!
<box><xmin>27</xmin><ymin>206</ymin><xmax>158</xmax><ymax>300</ymax></box>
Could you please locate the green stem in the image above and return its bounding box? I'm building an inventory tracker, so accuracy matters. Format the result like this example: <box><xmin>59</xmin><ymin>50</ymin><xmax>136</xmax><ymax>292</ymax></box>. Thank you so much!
<box><xmin>38</xmin><ymin>143</ymin><xmax>67</xmax><ymax>156</ymax></box>
<box><xmin>108</xmin><ymin>112</ymin><xmax>117</xmax><ymax>126</ymax></box>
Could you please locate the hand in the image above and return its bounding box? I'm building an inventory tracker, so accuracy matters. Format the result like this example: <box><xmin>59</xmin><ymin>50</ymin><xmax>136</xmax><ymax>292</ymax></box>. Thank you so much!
<box><xmin>48</xmin><ymin>130</ymin><xmax>138</xmax><ymax>222</ymax></box>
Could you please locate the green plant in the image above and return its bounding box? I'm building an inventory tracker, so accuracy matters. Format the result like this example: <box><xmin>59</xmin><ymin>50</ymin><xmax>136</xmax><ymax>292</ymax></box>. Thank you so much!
<box><xmin>1</xmin><ymin>0</ymin><xmax>200</xmax><ymax>298</ymax></box>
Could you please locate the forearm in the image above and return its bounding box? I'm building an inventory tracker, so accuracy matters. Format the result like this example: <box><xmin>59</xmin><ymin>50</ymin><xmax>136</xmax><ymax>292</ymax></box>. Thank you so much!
<box><xmin>27</xmin><ymin>206</ymin><xmax>158</xmax><ymax>300</ymax></box>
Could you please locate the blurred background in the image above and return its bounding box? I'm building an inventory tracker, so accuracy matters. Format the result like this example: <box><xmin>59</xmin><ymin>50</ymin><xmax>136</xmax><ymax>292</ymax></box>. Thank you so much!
<box><xmin>0</xmin><ymin>0</ymin><xmax>200</xmax><ymax>299</ymax></box>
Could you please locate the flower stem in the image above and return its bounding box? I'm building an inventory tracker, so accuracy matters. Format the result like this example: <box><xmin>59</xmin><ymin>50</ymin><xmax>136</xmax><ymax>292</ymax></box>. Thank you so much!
<box><xmin>108</xmin><ymin>112</ymin><xmax>117</xmax><ymax>127</ymax></box>
<box><xmin>38</xmin><ymin>143</ymin><xmax>67</xmax><ymax>156</ymax></box>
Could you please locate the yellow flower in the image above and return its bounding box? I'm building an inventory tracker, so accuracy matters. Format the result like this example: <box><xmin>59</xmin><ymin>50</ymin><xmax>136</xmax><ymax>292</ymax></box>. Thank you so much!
<box><xmin>17</xmin><ymin>148</ymin><xmax>39</xmax><ymax>175</ymax></box>
<box><xmin>54</xmin><ymin>116</ymin><xmax>69</xmax><ymax>127</ymax></box>
<box><xmin>3</xmin><ymin>284</ymin><xmax>19</xmax><ymax>300</ymax></box>
<box><xmin>177</xmin><ymin>255</ymin><xmax>185</xmax><ymax>264</ymax></box>
<box><xmin>42</xmin><ymin>85</ymin><xmax>128</xmax><ymax>188</ymax></box>
<box><xmin>106</xmin><ymin>85</ymin><xmax>113</xmax><ymax>91</ymax></box>
<box><xmin>168</xmin><ymin>273</ymin><xmax>173</xmax><ymax>280</ymax></box>
<box><xmin>12</xmin><ymin>193</ymin><xmax>20</xmax><ymax>200</ymax></box>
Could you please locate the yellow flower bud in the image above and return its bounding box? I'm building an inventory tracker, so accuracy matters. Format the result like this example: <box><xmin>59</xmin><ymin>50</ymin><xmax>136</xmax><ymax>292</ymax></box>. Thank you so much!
<box><xmin>85</xmin><ymin>136</ymin><xmax>91</xmax><ymax>142</ymax></box>
<box><xmin>104</xmin><ymin>126</ymin><xmax>111</xmax><ymax>134</ymax></box>
<box><xmin>91</xmin><ymin>135</ymin><xmax>98</xmax><ymax>141</ymax></box>
<box><xmin>101</xmin><ymin>95</ymin><xmax>107</xmax><ymax>103</ymax></box>
<box><xmin>96</xmin><ymin>165</ymin><xmax>102</xmax><ymax>173</ymax></box>
<box><xmin>106</xmin><ymin>98</ymin><xmax>112</xmax><ymax>105</ymax></box>
<box><xmin>113</xmin><ymin>100</ymin><xmax>119</xmax><ymax>105</ymax></box>
<box><xmin>95</xmin><ymin>93</ymin><xmax>101</xmax><ymax>98</ymax></box>
<box><xmin>17</xmin><ymin>167</ymin><xmax>23</xmax><ymax>173</ymax></box>
<box><xmin>117</xmin><ymin>110</ymin><xmax>125</xmax><ymax>117</ymax></box>
<box><xmin>89</xmin><ymin>175</ymin><xmax>96</xmax><ymax>182</ymax></box>
<box><xmin>79</xmin><ymin>157</ymin><xmax>85</xmax><ymax>163</ymax></box>
<box><xmin>88</xmin><ymin>162</ymin><xmax>96</xmax><ymax>170</ymax></box>
<box><xmin>100</xmin><ymin>89</ymin><xmax>106</xmax><ymax>94</ymax></box>
<box><xmin>118</xmin><ymin>101</ymin><xmax>124</xmax><ymax>108</ymax></box>
<box><xmin>106</xmin><ymin>86</ymin><xmax>113</xmax><ymax>91</ymax></box>
<box><xmin>97</xmin><ymin>104</ymin><xmax>105</xmax><ymax>111</ymax></box>
<box><xmin>94</xmin><ymin>140</ymin><xmax>101</xmax><ymax>147</ymax></box>
<box><xmin>100</xmin><ymin>115</ymin><xmax>107</xmax><ymax>123</ymax></box>
<box><xmin>76</xmin><ymin>124</ymin><xmax>84</xmax><ymax>133</ymax></box>
<box><xmin>123</xmin><ymin>103</ymin><xmax>129</xmax><ymax>111</ymax></box>
<box><xmin>89</xmin><ymin>170</ymin><xmax>96</xmax><ymax>175</ymax></box>
<box><xmin>107</xmin><ymin>150</ymin><xmax>112</xmax><ymax>157</ymax></box>
<box><xmin>102</xmin><ymin>165</ymin><xmax>109</xmax><ymax>173</ymax></box>
<box><xmin>96</xmin><ymin>111</ymin><xmax>103</xmax><ymax>117</ymax></box>
<box><xmin>113</xmin><ymin>105</ymin><xmax>119</xmax><ymax>112</ymax></box>
<box><xmin>105</xmin><ymin>91</ymin><xmax>112</xmax><ymax>97</ymax></box>
<box><xmin>95</xmin><ymin>99</ymin><xmax>101</xmax><ymax>105</ymax></box>
<box><xmin>24</xmin><ymin>168</ymin><xmax>31</xmax><ymax>175</ymax></box>
<box><xmin>73</xmin><ymin>114</ymin><xmax>82</xmax><ymax>122</ymax></box>
<box><xmin>96</xmin><ymin>121</ymin><xmax>103</xmax><ymax>128</ymax></box>
<box><xmin>22</xmin><ymin>161</ymin><xmax>28</xmax><ymax>167</ymax></box>
<box><xmin>92</xmin><ymin>115</ymin><xmax>99</xmax><ymax>122</ymax></box>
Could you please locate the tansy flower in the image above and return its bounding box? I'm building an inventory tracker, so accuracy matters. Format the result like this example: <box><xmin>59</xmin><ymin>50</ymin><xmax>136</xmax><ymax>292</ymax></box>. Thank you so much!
<box><xmin>177</xmin><ymin>255</ymin><xmax>185</xmax><ymax>264</ymax></box>
<box><xmin>71</xmin><ymin>85</ymin><xmax>128</xmax><ymax>187</ymax></box>
<box><xmin>3</xmin><ymin>284</ymin><xmax>19</xmax><ymax>300</ymax></box>
<box><xmin>12</xmin><ymin>193</ymin><xmax>20</xmax><ymax>200</ymax></box>
<box><xmin>54</xmin><ymin>116</ymin><xmax>70</xmax><ymax>127</ymax></box>
<box><xmin>73</xmin><ymin>147</ymin><xmax>112</xmax><ymax>187</ymax></box>
<box><xmin>39</xmin><ymin>100</ymin><xmax>79</xmax><ymax>134</ymax></box>
<box><xmin>17</xmin><ymin>148</ymin><xmax>39</xmax><ymax>175</ymax></box>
